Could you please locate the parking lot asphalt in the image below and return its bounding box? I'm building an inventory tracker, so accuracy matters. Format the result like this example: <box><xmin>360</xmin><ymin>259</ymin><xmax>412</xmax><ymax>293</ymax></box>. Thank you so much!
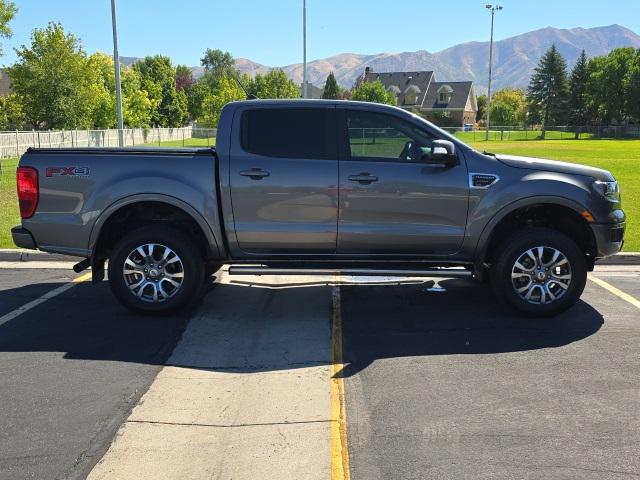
<box><xmin>0</xmin><ymin>263</ymin><xmax>638</xmax><ymax>480</ymax></box>
<box><xmin>341</xmin><ymin>272</ymin><xmax>640</xmax><ymax>479</ymax></box>
<box><xmin>0</xmin><ymin>266</ymin><xmax>192</xmax><ymax>480</ymax></box>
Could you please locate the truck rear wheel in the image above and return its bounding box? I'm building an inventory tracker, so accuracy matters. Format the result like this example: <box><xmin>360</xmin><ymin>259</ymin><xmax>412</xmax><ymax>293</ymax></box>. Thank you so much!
<box><xmin>490</xmin><ymin>228</ymin><xmax>587</xmax><ymax>317</ymax></box>
<box><xmin>108</xmin><ymin>226</ymin><xmax>204</xmax><ymax>314</ymax></box>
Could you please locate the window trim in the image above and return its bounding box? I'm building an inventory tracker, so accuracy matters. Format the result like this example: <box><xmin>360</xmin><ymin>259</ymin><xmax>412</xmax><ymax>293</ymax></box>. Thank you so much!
<box><xmin>239</xmin><ymin>106</ymin><xmax>338</xmax><ymax>160</ymax></box>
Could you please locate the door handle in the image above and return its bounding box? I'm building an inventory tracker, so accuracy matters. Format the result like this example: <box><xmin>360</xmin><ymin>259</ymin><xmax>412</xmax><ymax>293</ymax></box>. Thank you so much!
<box><xmin>348</xmin><ymin>173</ymin><xmax>378</xmax><ymax>184</ymax></box>
<box><xmin>239</xmin><ymin>168</ymin><xmax>270</xmax><ymax>180</ymax></box>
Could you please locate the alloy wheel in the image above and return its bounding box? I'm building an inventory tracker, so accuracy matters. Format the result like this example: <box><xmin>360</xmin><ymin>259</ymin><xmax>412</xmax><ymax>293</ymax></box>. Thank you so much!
<box><xmin>510</xmin><ymin>246</ymin><xmax>572</xmax><ymax>305</ymax></box>
<box><xmin>122</xmin><ymin>243</ymin><xmax>185</xmax><ymax>303</ymax></box>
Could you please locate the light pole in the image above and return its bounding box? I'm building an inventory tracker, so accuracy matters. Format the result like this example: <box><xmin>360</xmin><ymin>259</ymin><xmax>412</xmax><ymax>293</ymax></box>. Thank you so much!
<box><xmin>302</xmin><ymin>0</ymin><xmax>308</xmax><ymax>99</ymax></box>
<box><xmin>111</xmin><ymin>0</ymin><xmax>124</xmax><ymax>146</ymax></box>
<box><xmin>484</xmin><ymin>4</ymin><xmax>502</xmax><ymax>141</ymax></box>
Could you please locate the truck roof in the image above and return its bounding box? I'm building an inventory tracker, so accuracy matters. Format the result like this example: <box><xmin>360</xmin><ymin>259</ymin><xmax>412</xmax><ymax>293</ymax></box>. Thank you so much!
<box><xmin>229</xmin><ymin>99</ymin><xmax>394</xmax><ymax>108</ymax></box>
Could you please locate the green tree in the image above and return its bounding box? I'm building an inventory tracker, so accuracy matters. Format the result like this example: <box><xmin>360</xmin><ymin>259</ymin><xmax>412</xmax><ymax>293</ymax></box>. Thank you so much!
<box><xmin>351</xmin><ymin>80</ymin><xmax>396</xmax><ymax>105</ymax></box>
<box><xmin>187</xmin><ymin>79</ymin><xmax>210</xmax><ymax>121</ymax></box>
<box><xmin>198</xmin><ymin>77</ymin><xmax>245</xmax><ymax>127</ymax></box>
<box><xmin>568</xmin><ymin>49</ymin><xmax>590</xmax><ymax>137</ymax></box>
<box><xmin>200</xmin><ymin>48</ymin><xmax>238</xmax><ymax>90</ymax></box>
<box><xmin>526</xmin><ymin>44</ymin><xmax>569</xmax><ymax>138</ymax></box>
<box><xmin>321</xmin><ymin>72</ymin><xmax>340</xmax><ymax>99</ymax></box>
<box><xmin>134</xmin><ymin>55</ymin><xmax>188</xmax><ymax>127</ymax></box>
<box><xmin>627</xmin><ymin>49</ymin><xmax>640</xmax><ymax>123</ymax></box>
<box><xmin>7</xmin><ymin>22</ymin><xmax>96</xmax><ymax>129</ymax></box>
<box><xmin>175</xmin><ymin>64</ymin><xmax>193</xmax><ymax>92</ymax></box>
<box><xmin>248</xmin><ymin>70</ymin><xmax>299</xmax><ymax>99</ymax></box>
<box><xmin>0</xmin><ymin>93</ymin><xmax>25</xmax><ymax>129</ymax></box>
<box><xmin>491</xmin><ymin>88</ymin><xmax>526</xmax><ymax>125</ymax></box>
<box><xmin>476</xmin><ymin>94</ymin><xmax>487</xmax><ymax>124</ymax></box>
<box><xmin>489</xmin><ymin>101</ymin><xmax>518</xmax><ymax>127</ymax></box>
<box><xmin>0</xmin><ymin>0</ymin><xmax>17</xmax><ymax>56</ymax></box>
<box><xmin>585</xmin><ymin>47</ymin><xmax>637</xmax><ymax>124</ymax></box>
<box><xmin>121</xmin><ymin>66</ymin><xmax>152</xmax><ymax>127</ymax></box>
<box><xmin>87</xmin><ymin>52</ymin><xmax>117</xmax><ymax>128</ymax></box>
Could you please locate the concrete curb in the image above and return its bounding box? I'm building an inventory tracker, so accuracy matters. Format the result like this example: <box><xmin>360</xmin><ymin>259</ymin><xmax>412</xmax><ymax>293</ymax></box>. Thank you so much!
<box><xmin>1</xmin><ymin>248</ymin><xmax>639</xmax><ymax>265</ymax></box>
<box><xmin>597</xmin><ymin>253</ymin><xmax>640</xmax><ymax>265</ymax></box>
<box><xmin>0</xmin><ymin>249</ymin><xmax>83</xmax><ymax>263</ymax></box>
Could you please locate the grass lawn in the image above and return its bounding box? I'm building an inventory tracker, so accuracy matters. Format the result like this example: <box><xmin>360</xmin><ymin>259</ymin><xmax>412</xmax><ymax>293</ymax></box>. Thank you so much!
<box><xmin>143</xmin><ymin>137</ymin><xmax>216</xmax><ymax>148</ymax></box>
<box><xmin>455</xmin><ymin>129</ymin><xmax>596</xmax><ymax>143</ymax></box>
<box><xmin>467</xmin><ymin>139</ymin><xmax>639</xmax><ymax>251</ymax></box>
<box><xmin>1</xmin><ymin>138</ymin><xmax>638</xmax><ymax>250</ymax></box>
<box><xmin>0</xmin><ymin>157</ymin><xmax>19</xmax><ymax>248</ymax></box>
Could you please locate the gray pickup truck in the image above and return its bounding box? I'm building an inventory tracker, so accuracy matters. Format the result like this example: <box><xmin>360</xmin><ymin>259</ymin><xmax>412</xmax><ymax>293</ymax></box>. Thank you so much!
<box><xmin>13</xmin><ymin>100</ymin><xmax>625</xmax><ymax>316</ymax></box>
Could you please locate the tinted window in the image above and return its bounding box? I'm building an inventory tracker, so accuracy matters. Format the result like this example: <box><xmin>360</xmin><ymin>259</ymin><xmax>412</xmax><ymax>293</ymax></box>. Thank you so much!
<box><xmin>241</xmin><ymin>108</ymin><xmax>334</xmax><ymax>159</ymax></box>
<box><xmin>346</xmin><ymin>110</ymin><xmax>435</xmax><ymax>162</ymax></box>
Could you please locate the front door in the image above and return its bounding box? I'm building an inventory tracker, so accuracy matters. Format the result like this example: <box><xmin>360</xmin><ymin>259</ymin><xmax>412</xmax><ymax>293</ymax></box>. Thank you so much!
<box><xmin>229</xmin><ymin>106</ymin><xmax>339</xmax><ymax>254</ymax></box>
<box><xmin>337</xmin><ymin>109</ymin><xmax>469</xmax><ymax>255</ymax></box>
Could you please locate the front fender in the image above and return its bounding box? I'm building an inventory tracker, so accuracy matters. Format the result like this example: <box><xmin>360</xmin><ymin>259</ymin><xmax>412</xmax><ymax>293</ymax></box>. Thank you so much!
<box><xmin>462</xmin><ymin>169</ymin><xmax>594</xmax><ymax>259</ymax></box>
<box><xmin>474</xmin><ymin>195</ymin><xmax>588</xmax><ymax>257</ymax></box>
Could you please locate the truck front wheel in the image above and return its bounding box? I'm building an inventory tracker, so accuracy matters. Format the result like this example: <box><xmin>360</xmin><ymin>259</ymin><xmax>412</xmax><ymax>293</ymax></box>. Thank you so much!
<box><xmin>108</xmin><ymin>226</ymin><xmax>204</xmax><ymax>314</ymax></box>
<box><xmin>490</xmin><ymin>228</ymin><xmax>587</xmax><ymax>317</ymax></box>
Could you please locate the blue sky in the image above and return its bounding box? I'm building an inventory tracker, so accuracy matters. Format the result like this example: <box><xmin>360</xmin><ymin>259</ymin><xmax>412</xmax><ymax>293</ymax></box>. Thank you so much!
<box><xmin>2</xmin><ymin>0</ymin><xmax>640</xmax><ymax>68</ymax></box>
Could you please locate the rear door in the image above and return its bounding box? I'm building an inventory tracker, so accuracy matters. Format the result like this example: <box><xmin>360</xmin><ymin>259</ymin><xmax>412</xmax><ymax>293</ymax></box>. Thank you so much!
<box><xmin>337</xmin><ymin>108</ymin><xmax>469</xmax><ymax>255</ymax></box>
<box><xmin>229</xmin><ymin>105</ymin><xmax>339</xmax><ymax>254</ymax></box>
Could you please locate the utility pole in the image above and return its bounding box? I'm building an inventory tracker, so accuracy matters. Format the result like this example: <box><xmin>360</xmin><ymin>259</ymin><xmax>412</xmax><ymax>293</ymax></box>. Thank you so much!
<box><xmin>111</xmin><ymin>0</ymin><xmax>124</xmax><ymax>146</ymax></box>
<box><xmin>302</xmin><ymin>0</ymin><xmax>308</xmax><ymax>99</ymax></box>
<box><xmin>485</xmin><ymin>4</ymin><xmax>502</xmax><ymax>141</ymax></box>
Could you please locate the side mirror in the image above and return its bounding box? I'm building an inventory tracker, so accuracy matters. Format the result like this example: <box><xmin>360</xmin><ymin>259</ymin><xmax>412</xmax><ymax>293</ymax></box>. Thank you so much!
<box><xmin>427</xmin><ymin>139</ymin><xmax>457</xmax><ymax>166</ymax></box>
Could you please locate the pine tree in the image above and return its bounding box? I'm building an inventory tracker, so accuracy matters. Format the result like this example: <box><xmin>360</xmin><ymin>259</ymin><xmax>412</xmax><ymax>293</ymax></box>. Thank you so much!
<box><xmin>322</xmin><ymin>72</ymin><xmax>340</xmax><ymax>99</ymax></box>
<box><xmin>568</xmin><ymin>50</ymin><xmax>589</xmax><ymax>138</ymax></box>
<box><xmin>526</xmin><ymin>44</ymin><xmax>569</xmax><ymax>138</ymax></box>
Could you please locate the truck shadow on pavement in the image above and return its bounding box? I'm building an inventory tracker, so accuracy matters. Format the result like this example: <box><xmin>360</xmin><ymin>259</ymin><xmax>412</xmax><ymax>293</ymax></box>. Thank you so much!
<box><xmin>336</xmin><ymin>278</ymin><xmax>604</xmax><ymax>377</ymax></box>
<box><xmin>0</xmin><ymin>277</ymin><xmax>603</xmax><ymax>376</ymax></box>
<box><xmin>0</xmin><ymin>281</ymin><xmax>193</xmax><ymax>365</ymax></box>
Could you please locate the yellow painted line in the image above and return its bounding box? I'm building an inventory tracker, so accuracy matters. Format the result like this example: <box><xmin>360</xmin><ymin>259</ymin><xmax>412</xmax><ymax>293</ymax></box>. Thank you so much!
<box><xmin>0</xmin><ymin>271</ymin><xmax>92</xmax><ymax>327</ymax></box>
<box><xmin>331</xmin><ymin>275</ymin><xmax>351</xmax><ymax>480</ymax></box>
<box><xmin>590</xmin><ymin>275</ymin><xmax>640</xmax><ymax>310</ymax></box>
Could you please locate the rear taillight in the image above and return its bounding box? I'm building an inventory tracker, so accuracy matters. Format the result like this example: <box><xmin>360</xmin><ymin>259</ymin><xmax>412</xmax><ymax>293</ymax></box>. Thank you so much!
<box><xmin>17</xmin><ymin>167</ymin><xmax>39</xmax><ymax>219</ymax></box>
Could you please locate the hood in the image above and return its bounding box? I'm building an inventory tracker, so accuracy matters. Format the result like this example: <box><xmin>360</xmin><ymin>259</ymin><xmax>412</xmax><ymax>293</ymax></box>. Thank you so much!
<box><xmin>495</xmin><ymin>154</ymin><xmax>614</xmax><ymax>182</ymax></box>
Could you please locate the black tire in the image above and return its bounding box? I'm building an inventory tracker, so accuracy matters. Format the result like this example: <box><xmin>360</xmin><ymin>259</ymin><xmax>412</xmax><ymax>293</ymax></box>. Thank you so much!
<box><xmin>108</xmin><ymin>225</ymin><xmax>204</xmax><ymax>315</ymax></box>
<box><xmin>490</xmin><ymin>228</ymin><xmax>587</xmax><ymax>317</ymax></box>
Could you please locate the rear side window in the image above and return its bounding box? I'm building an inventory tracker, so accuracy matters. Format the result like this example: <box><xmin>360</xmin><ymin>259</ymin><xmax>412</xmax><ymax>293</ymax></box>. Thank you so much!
<box><xmin>241</xmin><ymin>108</ymin><xmax>334</xmax><ymax>159</ymax></box>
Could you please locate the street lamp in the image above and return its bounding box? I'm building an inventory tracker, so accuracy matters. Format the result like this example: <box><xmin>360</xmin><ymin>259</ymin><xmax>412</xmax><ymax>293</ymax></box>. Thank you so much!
<box><xmin>302</xmin><ymin>0</ymin><xmax>308</xmax><ymax>99</ymax></box>
<box><xmin>111</xmin><ymin>0</ymin><xmax>124</xmax><ymax>146</ymax></box>
<box><xmin>484</xmin><ymin>4</ymin><xmax>502</xmax><ymax>141</ymax></box>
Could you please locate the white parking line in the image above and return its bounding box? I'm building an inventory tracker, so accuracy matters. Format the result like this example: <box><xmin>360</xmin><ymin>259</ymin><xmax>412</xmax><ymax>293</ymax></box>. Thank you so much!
<box><xmin>0</xmin><ymin>271</ymin><xmax>91</xmax><ymax>327</ymax></box>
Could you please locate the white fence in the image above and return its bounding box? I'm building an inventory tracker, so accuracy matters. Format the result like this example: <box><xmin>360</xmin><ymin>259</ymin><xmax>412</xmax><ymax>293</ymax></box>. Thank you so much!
<box><xmin>0</xmin><ymin>126</ymin><xmax>217</xmax><ymax>159</ymax></box>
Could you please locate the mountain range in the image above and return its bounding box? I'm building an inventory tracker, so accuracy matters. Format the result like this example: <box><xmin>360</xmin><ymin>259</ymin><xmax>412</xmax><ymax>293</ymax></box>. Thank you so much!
<box><xmin>121</xmin><ymin>24</ymin><xmax>640</xmax><ymax>93</ymax></box>
<box><xmin>229</xmin><ymin>24</ymin><xmax>640</xmax><ymax>93</ymax></box>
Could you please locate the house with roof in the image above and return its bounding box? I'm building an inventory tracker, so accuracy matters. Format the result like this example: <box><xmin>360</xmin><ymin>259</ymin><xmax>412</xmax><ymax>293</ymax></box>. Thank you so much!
<box><xmin>361</xmin><ymin>67</ymin><xmax>477</xmax><ymax>127</ymax></box>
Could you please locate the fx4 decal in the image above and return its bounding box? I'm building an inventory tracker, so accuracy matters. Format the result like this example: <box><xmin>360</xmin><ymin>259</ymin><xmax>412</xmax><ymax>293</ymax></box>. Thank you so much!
<box><xmin>45</xmin><ymin>166</ymin><xmax>90</xmax><ymax>177</ymax></box>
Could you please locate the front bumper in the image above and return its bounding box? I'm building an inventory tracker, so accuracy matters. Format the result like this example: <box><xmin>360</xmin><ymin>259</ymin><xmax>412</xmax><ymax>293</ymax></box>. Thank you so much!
<box><xmin>590</xmin><ymin>222</ymin><xmax>625</xmax><ymax>258</ymax></box>
<box><xmin>11</xmin><ymin>226</ymin><xmax>37</xmax><ymax>250</ymax></box>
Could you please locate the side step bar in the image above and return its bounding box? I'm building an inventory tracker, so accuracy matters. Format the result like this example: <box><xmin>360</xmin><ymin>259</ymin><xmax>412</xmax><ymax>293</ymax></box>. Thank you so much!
<box><xmin>227</xmin><ymin>266</ymin><xmax>473</xmax><ymax>278</ymax></box>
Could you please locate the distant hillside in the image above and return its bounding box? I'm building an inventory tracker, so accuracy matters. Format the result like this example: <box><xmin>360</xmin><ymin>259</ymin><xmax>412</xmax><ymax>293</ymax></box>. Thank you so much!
<box><xmin>231</xmin><ymin>24</ymin><xmax>640</xmax><ymax>92</ymax></box>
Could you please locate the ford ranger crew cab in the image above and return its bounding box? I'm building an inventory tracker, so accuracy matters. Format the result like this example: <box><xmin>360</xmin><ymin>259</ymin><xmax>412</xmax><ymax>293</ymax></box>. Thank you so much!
<box><xmin>12</xmin><ymin>100</ymin><xmax>625</xmax><ymax>316</ymax></box>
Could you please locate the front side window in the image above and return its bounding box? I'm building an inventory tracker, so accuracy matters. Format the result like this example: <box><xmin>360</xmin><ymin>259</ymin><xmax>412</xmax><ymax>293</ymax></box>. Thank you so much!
<box><xmin>241</xmin><ymin>108</ymin><xmax>334</xmax><ymax>159</ymax></box>
<box><xmin>346</xmin><ymin>110</ymin><xmax>436</xmax><ymax>163</ymax></box>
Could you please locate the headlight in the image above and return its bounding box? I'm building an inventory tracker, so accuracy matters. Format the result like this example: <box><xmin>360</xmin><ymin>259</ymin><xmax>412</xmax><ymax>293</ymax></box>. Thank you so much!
<box><xmin>592</xmin><ymin>180</ymin><xmax>620</xmax><ymax>202</ymax></box>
